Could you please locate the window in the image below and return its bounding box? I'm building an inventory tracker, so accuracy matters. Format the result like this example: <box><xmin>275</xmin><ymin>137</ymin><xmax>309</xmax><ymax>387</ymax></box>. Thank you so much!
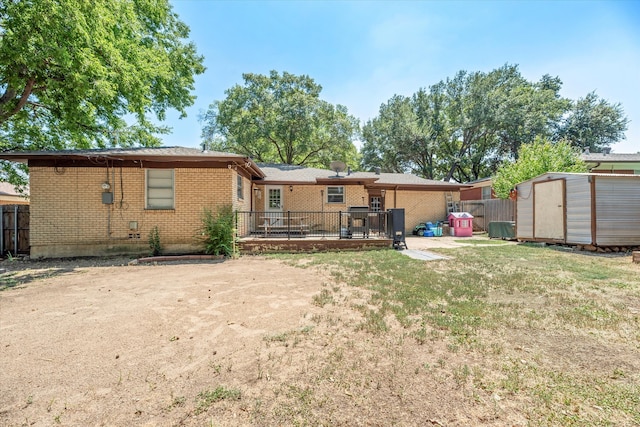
<box><xmin>481</xmin><ymin>186</ymin><xmax>492</xmax><ymax>200</ymax></box>
<box><xmin>327</xmin><ymin>186</ymin><xmax>344</xmax><ymax>203</ymax></box>
<box><xmin>268</xmin><ymin>188</ymin><xmax>281</xmax><ymax>208</ymax></box>
<box><xmin>370</xmin><ymin>196</ymin><xmax>381</xmax><ymax>212</ymax></box>
<box><xmin>237</xmin><ymin>174</ymin><xmax>244</xmax><ymax>200</ymax></box>
<box><xmin>146</xmin><ymin>169</ymin><xmax>174</xmax><ymax>209</ymax></box>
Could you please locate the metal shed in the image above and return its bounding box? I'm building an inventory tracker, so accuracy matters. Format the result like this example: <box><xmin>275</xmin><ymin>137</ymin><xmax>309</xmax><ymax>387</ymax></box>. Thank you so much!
<box><xmin>516</xmin><ymin>172</ymin><xmax>640</xmax><ymax>246</ymax></box>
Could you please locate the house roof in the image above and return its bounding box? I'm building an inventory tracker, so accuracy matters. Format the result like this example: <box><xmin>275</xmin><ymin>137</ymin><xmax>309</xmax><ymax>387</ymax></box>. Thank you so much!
<box><xmin>0</xmin><ymin>181</ymin><xmax>29</xmax><ymax>204</ymax></box>
<box><xmin>0</xmin><ymin>146</ymin><xmax>469</xmax><ymax>190</ymax></box>
<box><xmin>0</xmin><ymin>146</ymin><xmax>265</xmax><ymax>178</ymax></box>
<box><xmin>581</xmin><ymin>152</ymin><xmax>640</xmax><ymax>173</ymax></box>
<box><xmin>581</xmin><ymin>153</ymin><xmax>640</xmax><ymax>163</ymax></box>
<box><xmin>258</xmin><ymin>163</ymin><xmax>468</xmax><ymax>191</ymax></box>
<box><xmin>0</xmin><ymin>181</ymin><xmax>27</xmax><ymax>196</ymax></box>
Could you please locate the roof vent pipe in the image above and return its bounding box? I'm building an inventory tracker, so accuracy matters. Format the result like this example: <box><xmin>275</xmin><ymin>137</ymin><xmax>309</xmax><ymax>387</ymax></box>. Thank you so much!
<box><xmin>375</xmin><ymin>167</ymin><xmax>381</xmax><ymax>175</ymax></box>
<box><xmin>347</xmin><ymin>166</ymin><xmax>351</xmax><ymax>176</ymax></box>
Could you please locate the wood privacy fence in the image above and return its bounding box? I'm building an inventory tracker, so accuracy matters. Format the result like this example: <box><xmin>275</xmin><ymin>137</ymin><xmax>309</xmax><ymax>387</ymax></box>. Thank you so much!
<box><xmin>459</xmin><ymin>199</ymin><xmax>515</xmax><ymax>231</ymax></box>
<box><xmin>1</xmin><ymin>205</ymin><xmax>29</xmax><ymax>256</ymax></box>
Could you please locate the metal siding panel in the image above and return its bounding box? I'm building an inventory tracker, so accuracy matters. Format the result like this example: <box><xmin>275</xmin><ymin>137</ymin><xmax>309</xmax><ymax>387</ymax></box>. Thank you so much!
<box><xmin>516</xmin><ymin>180</ymin><xmax>534</xmax><ymax>238</ymax></box>
<box><xmin>565</xmin><ymin>175</ymin><xmax>592</xmax><ymax>244</ymax></box>
<box><xmin>595</xmin><ymin>176</ymin><xmax>640</xmax><ymax>245</ymax></box>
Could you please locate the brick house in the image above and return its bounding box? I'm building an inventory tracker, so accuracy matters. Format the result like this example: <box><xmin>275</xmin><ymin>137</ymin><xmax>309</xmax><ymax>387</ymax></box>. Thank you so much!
<box><xmin>0</xmin><ymin>147</ymin><xmax>263</xmax><ymax>258</ymax></box>
<box><xmin>459</xmin><ymin>177</ymin><xmax>495</xmax><ymax>201</ymax></box>
<box><xmin>0</xmin><ymin>147</ymin><xmax>466</xmax><ymax>258</ymax></box>
<box><xmin>254</xmin><ymin>163</ymin><xmax>465</xmax><ymax>236</ymax></box>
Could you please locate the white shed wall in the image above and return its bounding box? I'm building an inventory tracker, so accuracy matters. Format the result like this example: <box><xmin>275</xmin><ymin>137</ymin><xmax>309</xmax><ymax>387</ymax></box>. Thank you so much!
<box><xmin>515</xmin><ymin>180</ymin><xmax>534</xmax><ymax>239</ymax></box>
<box><xmin>518</xmin><ymin>173</ymin><xmax>640</xmax><ymax>246</ymax></box>
<box><xmin>595</xmin><ymin>175</ymin><xmax>640</xmax><ymax>246</ymax></box>
<box><xmin>564</xmin><ymin>174</ymin><xmax>592</xmax><ymax>245</ymax></box>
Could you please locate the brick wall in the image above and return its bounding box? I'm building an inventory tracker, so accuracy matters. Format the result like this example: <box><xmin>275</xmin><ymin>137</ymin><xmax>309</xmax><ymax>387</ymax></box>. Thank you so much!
<box><xmin>29</xmin><ymin>166</ymin><xmax>238</xmax><ymax>258</ymax></box>
<box><xmin>395</xmin><ymin>190</ymin><xmax>451</xmax><ymax>230</ymax></box>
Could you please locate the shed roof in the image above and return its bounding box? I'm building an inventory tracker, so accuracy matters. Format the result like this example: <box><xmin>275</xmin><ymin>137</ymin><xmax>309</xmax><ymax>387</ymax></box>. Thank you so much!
<box><xmin>516</xmin><ymin>171</ymin><xmax>640</xmax><ymax>187</ymax></box>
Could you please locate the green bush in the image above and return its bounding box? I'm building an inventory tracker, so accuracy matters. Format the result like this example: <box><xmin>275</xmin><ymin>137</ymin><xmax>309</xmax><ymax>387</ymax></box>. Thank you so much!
<box><xmin>148</xmin><ymin>225</ymin><xmax>161</xmax><ymax>256</ymax></box>
<box><xmin>200</xmin><ymin>205</ymin><xmax>236</xmax><ymax>256</ymax></box>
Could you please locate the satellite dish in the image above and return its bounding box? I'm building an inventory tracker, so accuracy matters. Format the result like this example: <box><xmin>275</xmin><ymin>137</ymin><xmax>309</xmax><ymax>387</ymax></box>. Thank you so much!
<box><xmin>330</xmin><ymin>161</ymin><xmax>347</xmax><ymax>177</ymax></box>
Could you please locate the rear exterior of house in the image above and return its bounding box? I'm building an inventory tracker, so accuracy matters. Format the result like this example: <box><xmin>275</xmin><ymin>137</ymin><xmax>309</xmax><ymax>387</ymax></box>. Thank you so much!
<box><xmin>516</xmin><ymin>172</ymin><xmax>640</xmax><ymax>247</ymax></box>
<box><xmin>253</xmin><ymin>164</ymin><xmax>465</xmax><ymax>235</ymax></box>
<box><xmin>0</xmin><ymin>147</ymin><xmax>467</xmax><ymax>258</ymax></box>
<box><xmin>2</xmin><ymin>148</ymin><xmax>262</xmax><ymax>258</ymax></box>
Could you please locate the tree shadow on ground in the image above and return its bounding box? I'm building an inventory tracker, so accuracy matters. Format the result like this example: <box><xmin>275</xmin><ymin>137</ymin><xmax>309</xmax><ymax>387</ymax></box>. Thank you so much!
<box><xmin>0</xmin><ymin>267</ymin><xmax>76</xmax><ymax>290</ymax></box>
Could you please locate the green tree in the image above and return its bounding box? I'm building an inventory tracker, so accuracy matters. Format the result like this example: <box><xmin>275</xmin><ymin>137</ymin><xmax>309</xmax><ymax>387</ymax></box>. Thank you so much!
<box><xmin>439</xmin><ymin>65</ymin><xmax>569</xmax><ymax>182</ymax></box>
<box><xmin>492</xmin><ymin>138</ymin><xmax>587</xmax><ymax>199</ymax></box>
<box><xmin>0</xmin><ymin>0</ymin><xmax>205</xmax><ymax>185</ymax></box>
<box><xmin>362</xmin><ymin>64</ymin><xmax>551</xmax><ymax>182</ymax></box>
<box><xmin>201</xmin><ymin>70</ymin><xmax>360</xmax><ymax>168</ymax></box>
<box><xmin>555</xmin><ymin>92</ymin><xmax>628</xmax><ymax>153</ymax></box>
<box><xmin>361</xmin><ymin>95</ymin><xmax>421</xmax><ymax>174</ymax></box>
<box><xmin>361</xmin><ymin>64</ymin><xmax>623</xmax><ymax>183</ymax></box>
<box><xmin>360</xmin><ymin>87</ymin><xmax>446</xmax><ymax>179</ymax></box>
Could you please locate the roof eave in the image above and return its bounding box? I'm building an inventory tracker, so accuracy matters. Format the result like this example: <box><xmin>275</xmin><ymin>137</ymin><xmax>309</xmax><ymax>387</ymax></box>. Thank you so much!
<box><xmin>0</xmin><ymin>151</ymin><xmax>265</xmax><ymax>178</ymax></box>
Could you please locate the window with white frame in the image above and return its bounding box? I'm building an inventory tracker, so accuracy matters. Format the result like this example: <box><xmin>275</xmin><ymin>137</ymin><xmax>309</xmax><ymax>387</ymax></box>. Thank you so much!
<box><xmin>327</xmin><ymin>186</ymin><xmax>344</xmax><ymax>203</ymax></box>
<box><xmin>146</xmin><ymin>169</ymin><xmax>174</xmax><ymax>209</ymax></box>
<box><xmin>237</xmin><ymin>174</ymin><xmax>244</xmax><ymax>200</ymax></box>
<box><xmin>268</xmin><ymin>188</ymin><xmax>281</xmax><ymax>208</ymax></box>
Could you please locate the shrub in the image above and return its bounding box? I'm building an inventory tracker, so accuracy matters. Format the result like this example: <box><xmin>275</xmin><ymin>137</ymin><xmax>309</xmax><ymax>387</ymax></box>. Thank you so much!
<box><xmin>148</xmin><ymin>225</ymin><xmax>162</xmax><ymax>256</ymax></box>
<box><xmin>200</xmin><ymin>205</ymin><xmax>236</xmax><ymax>256</ymax></box>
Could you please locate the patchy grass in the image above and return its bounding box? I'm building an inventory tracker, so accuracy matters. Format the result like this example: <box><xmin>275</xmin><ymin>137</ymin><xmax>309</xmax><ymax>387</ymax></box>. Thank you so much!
<box><xmin>454</xmin><ymin>238</ymin><xmax>510</xmax><ymax>245</ymax></box>
<box><xmin>0</xmin><ymin>272</ymin><xmax>19</xmax><ymax>290</ymax></box>
<box><xmin>270</xmin><ymin>243</ymin><xmax>640</xmax><ymax>425</ymax></box>
<box><xmin>5</xmin><ymin>248</ymin><xmax>639</xmax><ymax>426</ymax></box>
<box><xmin>194</xmin><ymin>386</ymin><xmax>241</xmax><ymax>415</ymax></box>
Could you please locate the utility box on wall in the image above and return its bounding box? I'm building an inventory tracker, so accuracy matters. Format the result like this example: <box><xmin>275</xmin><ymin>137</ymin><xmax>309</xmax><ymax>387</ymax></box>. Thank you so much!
<box><xmin>102</xmin><ymin>192</ymin><xmax>113</xmax><ymax>204</ymax></box>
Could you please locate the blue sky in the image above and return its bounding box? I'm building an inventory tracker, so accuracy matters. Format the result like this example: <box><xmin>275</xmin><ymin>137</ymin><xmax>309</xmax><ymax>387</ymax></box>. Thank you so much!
<box><xmin>165</xmin><ymin>0</ymin><xmax>640</xmax><ymax>153</ymax></box>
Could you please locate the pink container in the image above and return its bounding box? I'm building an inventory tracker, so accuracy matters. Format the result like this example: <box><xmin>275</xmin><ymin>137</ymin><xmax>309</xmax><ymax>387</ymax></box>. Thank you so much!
<box><xmin>447</xmin><ymin>212</ymin><xmax>474</xmax><ymax>237</ymax></box>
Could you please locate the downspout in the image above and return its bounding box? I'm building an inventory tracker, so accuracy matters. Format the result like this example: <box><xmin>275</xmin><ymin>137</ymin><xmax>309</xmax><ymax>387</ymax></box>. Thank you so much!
<box><xmin>13</xmin><ymin>205</ymin><xmax>18</xmax><ymax>255</ymax></box>
<box><xmin>1</xmin><ymin>206</ymin><xmax>4</xmax><ymax>254</ymax></box>
<box><xmin>394</xmin><ymin>186</ymin><xmax>399</xmax><ymax>208</ymax></box>
<box><xmin>250</xmin><ymin>182</ymin><xmax>254</xmax><ymax>212</ymax></box>
<box><xmin>106</xmin><ymin>163</ymin><xmax>111</xmax><ymax>237</ymax></box>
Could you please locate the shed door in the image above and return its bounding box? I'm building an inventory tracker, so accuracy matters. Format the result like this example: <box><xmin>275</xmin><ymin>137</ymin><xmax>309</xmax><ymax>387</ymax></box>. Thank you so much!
<box><xmin>534</xmin><ymin>179</ymin><xmax>565</xmax><ymax>241</ymax></box>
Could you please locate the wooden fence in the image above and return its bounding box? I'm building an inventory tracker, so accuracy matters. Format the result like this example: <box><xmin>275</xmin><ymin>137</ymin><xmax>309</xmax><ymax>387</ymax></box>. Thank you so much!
<box><xmin>1</xmin><ymin>205</ymin><xmax>29</xmax><ymax>256</ymax></box>
<box><xmin>460</xmin><ymin>199</ymin><xmax>515</xmax><ymax>231</ymax></box>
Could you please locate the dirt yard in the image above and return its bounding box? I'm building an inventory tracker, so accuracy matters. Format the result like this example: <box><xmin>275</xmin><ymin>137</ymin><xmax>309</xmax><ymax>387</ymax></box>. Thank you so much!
<box><xmin>1</xmin><ymin>238</ymin><xmax>637</xmax><ymax>426</ymax></box>
<box><xmin>1</xmin><ymin>256</ymin><xmax>337</xmax><ymax>426</ymax></box>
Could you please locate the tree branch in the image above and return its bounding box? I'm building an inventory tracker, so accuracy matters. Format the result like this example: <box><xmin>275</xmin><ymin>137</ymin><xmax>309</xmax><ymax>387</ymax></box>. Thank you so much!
<box><xmin>0</xmin><ymin>78</ymin><xmax>36</xmax><ymax>123</ymax></box>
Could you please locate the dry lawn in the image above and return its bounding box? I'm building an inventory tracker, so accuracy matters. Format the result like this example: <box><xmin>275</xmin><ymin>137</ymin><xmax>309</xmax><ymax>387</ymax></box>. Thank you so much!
<box><xmin>1</xmin><ymin>240</ymin><xmax>639</xmax><ymax>426</ymax></box>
